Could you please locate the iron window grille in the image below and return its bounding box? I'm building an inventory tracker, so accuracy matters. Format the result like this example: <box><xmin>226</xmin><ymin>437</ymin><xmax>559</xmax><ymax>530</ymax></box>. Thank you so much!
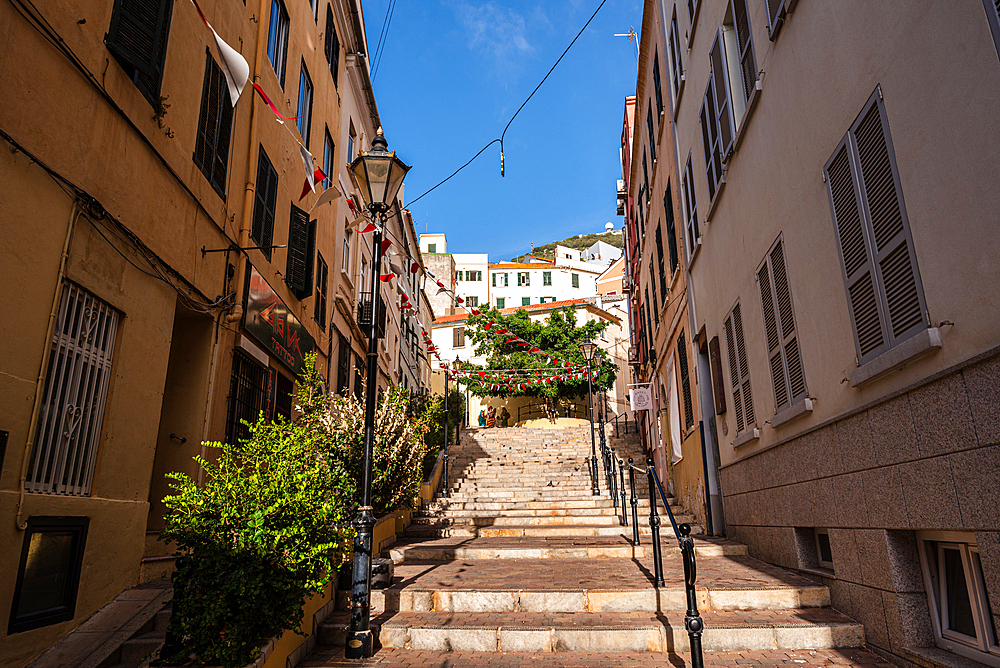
<box><xmin>226</xmin><ymin>350</ymin><xmax>267</xmax><ymax>446</ymax></box>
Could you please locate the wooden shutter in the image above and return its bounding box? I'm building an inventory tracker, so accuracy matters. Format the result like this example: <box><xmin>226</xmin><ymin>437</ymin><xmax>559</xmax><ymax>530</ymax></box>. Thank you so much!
<box><xmin>758</xmin><ymin>238</ymin><xmax>805</xmax><ymax>414</ymax></box>
<box><xmin>647</xmin><ymin>101</ymin><xmax>657</xmax><ymax>163</ymax></box>
<box><xmin>664</xmin><ymin>186</ymin><xmax>679</xmax><ymax>275</ymax></box>
<box><xmin>252</xmin><ymin>147</ymin><xmax>278</xmax><ymax>260</ymax></box>
<box><xmin>314</xmin><ymin>253</ymin><xmax>328</xmax><ymax>328</ymax></box>
<box><xmin>824</xmin><ymin>91</ymin><xmax>926</xmax><ymax>365</ymax></box>
<box><xmin>286</xmin><ymin>205</ymin><xmax>313</xmax><ymax>297</ymax></box>
<box><xmin>336</xmin><ymin>334</ymin><xmax>350</xmax><ymax>394</ymax></box>
<box><xmin>765</xmin><ymin>0</ymin><xmax>787</xmax><ymax>39</ymax></box>
<box><xmin>326</xmin><ymin>7</ymin><xmax>340</xmax><ymax>86</ymax></box>
<box><xmin>732</xmin><ymin>0</ymin><xmax>758</xmax><ymax>104</ymax></box>
<box><xmin>194</xmin><ymin>53</ymin><xmax>233</xmax><ymax>197</ymax></box>
<box><xmin>652</xmin><ymin>50</ymin><xmax>663</xmax><ymax>115</ymax></box>
<box><xmin>724</xmin><ymin>302</ymin><xmax>755</xmax><ymax>434</ymax></box>
<box><xmin>709</xmin><ymin>30</ymin><xmax>735</xmax><ymax>160</ymax></box>
<box><xmin>678</xmin><ymin>330</ymin><xmax>694</xmax><ymax>429</ymax></box>
<box><xmin>655</xmin><ymin>225</ymin><xmax>667</xmax><ymax>301</ymax></box>
<box><xmin>106</xmin><ymin>0</ymin><xmax>171</xmax><ymax>77</ymax></box>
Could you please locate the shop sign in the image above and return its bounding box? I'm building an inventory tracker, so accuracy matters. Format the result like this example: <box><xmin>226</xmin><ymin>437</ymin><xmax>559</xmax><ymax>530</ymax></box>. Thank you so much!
<box><xmin>629</xmin><ymin>387</ymin><xmax>653</xmax><ymax>411</ymax></box>
<box><xmin>243</xmin><ymin>265</ymin><xmax>316</xmax><ymax>376</ymax></box>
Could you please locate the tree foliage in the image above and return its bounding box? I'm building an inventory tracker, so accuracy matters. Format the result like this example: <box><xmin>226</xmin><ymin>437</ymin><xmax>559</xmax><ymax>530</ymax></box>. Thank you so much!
<box><xmin>460</xmin><ymin>306</ymin><xmax>617</xmax><ymax>408</ymax></box>
<box><xmin>510</xmin><ymin>231</ymin><xmax>623</xmax><ymax>262</ymax></box>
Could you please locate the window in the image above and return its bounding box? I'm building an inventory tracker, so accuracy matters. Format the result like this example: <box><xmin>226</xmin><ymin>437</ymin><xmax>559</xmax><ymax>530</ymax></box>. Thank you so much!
<box><xmin>274</xmin><ymin>372</ymin><xmax>293</xmax><ymax>422</ymax></box>
<box><xmin>467</xmin><ymin>296</ymin><xmax>478</xmax><ymax>307</ymax></box>
<box><xmin>314</xmin><ymin>252</ymin><xmax>328</xmax><ymax>329</ymax></box>
<box><xmin>652</xmin><ymin>49</ymin><xmax>664</xmax><ymax>116</ymax></box>
<box><xmin>665</xmin><ymin>185</ymin><xmax>679</xmax><ymax>277</ymax></box>
<box><xmin>700</xmin><ymin>74</ymin><xmax>725</xmax><ymax>203</ymax></box>
<box><xmin>646</xmin><ymin>100</ymin><xmax>657</xmax><ymax>163</ymax></box>
<box><xmin>726</xmin><ymin>0</ymin><xmax>759</xmax><ymax>115</ymax></box>
<box><xmin>266</xmin><ymin>0</ymin><xmax>289</xmax><ymax>87</ymax></box>
<box><xmin>308</xmin><ymin>0</ymin><xmax>318</xmax><ymax>19</ymax></box>
<box><xmin>106</xmin><ymin>0</ymin><xmax>174</xmax><ymax>106</ymax></box>
<box><xmin>642</xmin><ymin>151</ymin><xmax>650</xmax><ymax>204</ymax></box>
<box><xmin>758</xmin><ymin>237</ymin><xmax>806</xmax><ymax>414</ymax></box>
<box><xmin>496</xmin><ymin>298</ymin><xmax>505</xmax><ymax>309</ymax></box>
<box><xmin>427</xmin><ymin>243</ymin><xmax>436</xmax><ymax>253</ymax></box>
<box><xmin>687</xmin><ymin>0</ymin><xmax>701</xmax><ymax>31</ymax></box>
<box><xmin>347</xmin><ymin>125</ymin><xmax>356</xmax><ymax>162</ymax></box>
<box><xmin>824</xmin><ymin>90</ymin><xmax>927</xmax><ymax>366</ymax></box>
<box><xmin>453</xmin><ymin>327</ymin><xmax>465</xmax><ymax>348</ymax></box>
<box><xmin>226</xmin><ymin>350</ymin><xmax>266</xmax><ymax>446</ymax></box>
<box><xmin>518</xmin><ymin>272</ymin><xmax>530</xmax><ymax>286</ymax></box>
<box><xmin>342</xmin><ymin>226</ymin><xmax>352</xmax><ymax>273</ymax></box>
<box><xmin>252</xmin><ymin>147</ymin><xmax>278</xmax><ymax>260</ymax></box>
<box><xmin>650</xmin><ymin>275</ymin><xmax>659</xmax><ymax>324</ymax></box>
<box><xmin>494</xmin><ymin>272</ymin><xmax>508</xmax><ymax>287</ymax></box>
<box><xmin>987</xmin><ymin>0</ymin><xmax>1000</xmax><ymax>61</ymax></box>
<box><xmin>677</xmin><ymin>329</ymin><xmax>694</xmax><ymax>429</ymax></box>
<box><xmin>297</xmin><ymin>63</ymin><xmax>313</xmax><ymax>147</ymax></box>
<box><xmin>667</xmin><ymin>12</ymin><xmax>683</xmax><ymax>105</ymax></box>
<box><xmin>655</xmin><ymin>225</ymin><xmax>667</xmax><ymax>302</ymax></box>
<box><xmin>9</xmin><ymin>517</ymin><xmax>89</xmax><ymax>634</ymax></box>
<box><xmin>286</xmin><ymin>205</ymin><xmax>316</xmax><ymax>300</ymax></box>
<box><xmin>919</xmin><ymin>532</ymin><xmax>1000</xmax><ymax>665</ymax></box>
<box><xmin>322</xmin><ymin>128</ymin><xmax>334</xmax><ymax>190</ymax></box>
<box><xmin>572</xmin><ymin>273</ymin><xmax>580</xmax><ymax>288</ymax></box>
<box><xmin>522</xmin><ymin>297</ymin><xmax>531</xmax><ymax>306</ymax></box>
<box><xmin>465</xmin><ymin>270</ymin><xmax>481</xmax><ymax>281</ymax></box>
<box><xmin>765</xmin><ymin>0</ymin><xmax>789</xmax><ymax>39</ymax></box>
<box><xmin>193</xmin><ymin>53</ymin><xmax>234</xmax><ymax>198</ymax></box>
<box><xmin>543</xmin><ymin>271</ymin><xmax>552</xmax><ymax>286</ymax></box>
<box><xmin>336</xmin><ymin>334</ymin><xmax>350</xmax><ymax>395</ymax></box>
<box><xmin>724</xmin><ymin>301</ymin><xmax>755</xmax><ymax>435</ymax></box>
<box><xmin>325</xmin><ymin>7</ymin><xmax>340</xmax><ymax>87</ymax></box>
<box><xmin>354</xmin><ymin>354</ymin><xmax>364</xmax><ymax>400</ymax></box>
<box><xmin>682</xmin><ymin>154</ymin><xmax>700</xmax><ymax>258</ymax></box>
<box><xmin>815</xmin><ymin>529</ymin><xmax>833</xmax><ymax>569</ymax></box>
<box><xmin>26</xmin><ymin>283</ymin><xmax>119</xmax><ymax>496</ymax></box>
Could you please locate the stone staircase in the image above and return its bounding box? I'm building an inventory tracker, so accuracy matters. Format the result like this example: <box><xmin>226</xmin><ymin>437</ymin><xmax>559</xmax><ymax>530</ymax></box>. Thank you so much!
<box><xmin>307</xmin><ymin>425</ymin><xmax>878</xmax><ymax>667</ymax></box>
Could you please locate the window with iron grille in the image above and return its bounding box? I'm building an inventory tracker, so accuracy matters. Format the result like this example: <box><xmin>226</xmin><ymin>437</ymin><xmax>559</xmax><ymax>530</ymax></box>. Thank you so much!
<box><xmin>286</xmin><ymin>205</ymin><xmax>316</xmax><ymax>300</ymax></box>
<box><xmin>26</xmin><ymin>284</ymin><xmax>119</xmax><ymax>496</ymax></box>
<box><xmin>678</xmin><ymin>329</ymin><xmax>694</xmax><ymax>429</ymax></box>
<box><xmin>682</xmin><ymin>154</ymin><xmax>700</xmax><ymax>258</ymax></box>
<box><xmin>106</xmin><ymin>0</ymin><xmax>174</xmax><ymax>107</ymax></box>
<box><xmin>336</xmin><ymin>333</ymin><xmax>350</xmax><ymax>395</ymax></box>
<box><xmin>724</xmin><ymin>301</ymin><xmax>755</xmax><ymax>434</ymax></box>
<box><xmin>758</xmin><ymin>237</ymin><xmax>806</xmax><ymax>414</ymax></box>
<box><xmin>193</xmin><ymin>52</ymin><xmax>233</xmax><ymax>198</ymax></box>
<box><xmin>646</xmin><ymin>100</ymin><xmax>657</xmax><ymax>164</ymax></box>
<box><xmin>314</xmin><ymin>252</ymin><xmax>328</xmax><ymax>329</ymax></box>
<box><xmin>652</xmin><ymin>49</ymin><xmax>663</xmax><ymax>116</ymax></box>
<box><xmin>252</xmin><ymin>146</ymin><xmax>278</xmax><ymax>260</ymax></box>
<box><xmin>297</xmin><ymin>62</ymin><xmax>313</xmax><ymax>148</ymax></box>
<box><xmin>267</xmin><ymin>0</ymin><xmax>289</xmax><ymax>87</ymax></box>
<box><xmin>824</xmin><ymin>90</ymin><xmax>927</xmax><ymax>366</ymax></box>
<box><xmin>226</xmin><ymin>350</ymin><xmax>267</xmax><ymax>446</ymax></box>
<box><xmin>665</xmin><ymin>186</ymin><xmax>679</xmax><ymax>279</ymax></box>
<box><xmin>325</xmin><ymin>5</ymin><xmax>340</xmax><ymax>86</ymax></box>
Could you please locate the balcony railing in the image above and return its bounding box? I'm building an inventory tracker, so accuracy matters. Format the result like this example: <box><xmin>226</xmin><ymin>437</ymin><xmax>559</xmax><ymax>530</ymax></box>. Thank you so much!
<box><xmin>357</xmin><ymin>293</ymin><xmax>386</xmax><ymax>339</ymax></box>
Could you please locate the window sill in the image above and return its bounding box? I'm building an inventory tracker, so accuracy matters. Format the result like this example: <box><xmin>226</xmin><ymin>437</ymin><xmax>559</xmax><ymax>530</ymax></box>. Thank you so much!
<box><xmin>850</xmin><ymin>327</ymin><xmax>942</xmax><ymax>387</ymax></box>
<box><xmin>726</xmin><ymin>80</ymin><xmax>762</xmax><ymax>162</ymax></box>
<box><xmin>900</xmin><ymin>645</ymin><xmax>1000</xmax><ymax>668</ymax></box>
<box><xmin>687</xmin><ymin>236</ymin><xmax>703</xmax><ymax>269</ymax></box>
<box><xmin>770</xmin><ymin>397</ymin><xmax>813</xmax><ymax>429</ymax></box>
<box><xmin>671</xmin><ymin>77</ymin><xmax>685</xmax><ymax>121</ymax></box>
<box><xmin>797</xmin><ymin>565</ymin><xmax>836</xmax><ymax>581</ymax></box>
<box><xmin>733</xmin><ymin>427</ymin><xmax>759</xmax><ymax>448</ymax></box>
<box><xmin>685</xmin><ymin>3</ymin><xmax>701</xmax><ymax>48</ymax></box>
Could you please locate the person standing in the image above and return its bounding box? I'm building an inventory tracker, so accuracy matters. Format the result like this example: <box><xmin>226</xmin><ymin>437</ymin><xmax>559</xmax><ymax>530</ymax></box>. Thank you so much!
<box><xmin>500</xmin><ymin>407</ymin><xmax>510</xmax><ymax>428</ymax></box>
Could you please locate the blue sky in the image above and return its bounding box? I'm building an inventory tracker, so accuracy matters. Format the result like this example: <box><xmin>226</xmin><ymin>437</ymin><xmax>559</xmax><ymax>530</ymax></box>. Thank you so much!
<box><xmin>362</xmin><ymin>0</ymin><xmax>642</xmax><ymax>261</ymax></box>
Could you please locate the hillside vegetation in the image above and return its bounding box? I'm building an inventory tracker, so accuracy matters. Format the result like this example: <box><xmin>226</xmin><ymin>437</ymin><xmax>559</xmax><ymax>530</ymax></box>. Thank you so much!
<box><xmin>510</xmin><ymin>231</ymin><xmax>623</xmax><ymax>262</ymax></box>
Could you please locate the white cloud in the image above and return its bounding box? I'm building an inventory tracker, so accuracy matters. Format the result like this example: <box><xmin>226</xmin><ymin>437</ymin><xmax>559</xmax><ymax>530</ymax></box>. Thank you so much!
<box><xmin>450</xmin><ymin>1</ymin><xmax>535</xmax><ymax>68</ymax></box>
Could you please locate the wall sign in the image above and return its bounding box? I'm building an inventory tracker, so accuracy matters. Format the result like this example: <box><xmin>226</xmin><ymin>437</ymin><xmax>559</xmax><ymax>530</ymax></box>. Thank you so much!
<box><xmin>629</xmin><ymin>387</ymin><xmax>652</xmax><ymax>411</ymax></box>
<box><xmin>243</xmin><ymin>265</ymin><xmax>316</xmax><ymax>376</ymax></box>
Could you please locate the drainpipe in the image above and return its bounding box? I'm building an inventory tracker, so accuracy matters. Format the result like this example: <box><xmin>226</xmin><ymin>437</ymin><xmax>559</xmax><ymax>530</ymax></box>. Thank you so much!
<box><xmin>16</xmin><ymin>203</ymin><xmax>80</xmax><ymax>530</ymax></box>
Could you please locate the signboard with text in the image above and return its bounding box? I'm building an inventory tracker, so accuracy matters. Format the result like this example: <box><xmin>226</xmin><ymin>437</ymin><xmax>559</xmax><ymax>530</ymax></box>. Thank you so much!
<box><xmin>243</xmin><ymin>265</ymin><xmax>316</xmax><ymax>376</ymax></box>
<box><xmin>629</xmin><ymin>387</ymin><xmax>652</xmax><ymax>411</ymax></box>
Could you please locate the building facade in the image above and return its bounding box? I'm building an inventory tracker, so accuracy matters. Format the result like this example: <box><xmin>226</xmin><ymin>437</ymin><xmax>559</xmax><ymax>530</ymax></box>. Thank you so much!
<box><xmin>659</xmin><ymin>0</ymin><xmax>1000</xmax><ymax>665</ymax></box>
<box><xmin>0</xmin><ymin>0</ymin><xmax>429</xmax><ymax>664</ymax></box>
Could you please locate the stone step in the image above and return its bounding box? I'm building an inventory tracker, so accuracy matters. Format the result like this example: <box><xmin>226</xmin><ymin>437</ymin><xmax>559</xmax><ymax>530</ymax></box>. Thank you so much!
<box><xmin>423</xmin><ymin>498</ymin><xmax>668</xmax><ymax>511</ymax></box>
<box><xmin>318</xmin><ymin>609</ymin><xmax>863</xmax><ymax>652</ymax></box>
<box><xmin>119</xmin><ymin>632</ymin><xmax>165</xmax><ymax>663</ymax></box>
<box><xmin>301</xmin><ymin>647</ymin><xmax>893</xmax><ymax>668</ymax></box>
<box><xmin>418</xmin><ymin>506</ymin><xmax>681</xmax><ymax>518</ymax></box>
<box><xmin>410</xmin><ymin>513</ymin><xmax>698</xmax><ymax>527</ymax></box>
<box><xmin>405</xmin><ymin>523</ymin><xmax>704</xmax><ymax>538</ymax></box>
<box><xmin>387</xmin><ymin>536</ymin><xmax>748</xmax><ymax>562</ymax></box>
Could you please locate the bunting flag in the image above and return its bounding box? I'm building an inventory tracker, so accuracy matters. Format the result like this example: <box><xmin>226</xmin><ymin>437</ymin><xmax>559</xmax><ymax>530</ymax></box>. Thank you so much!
<box><xmin>252</xmin><ymin>83</ymin><xmax>300</xmax><ymax>121</ymax></box>
<box><xmin>309</xmin><ymin>183</ymin><xmax>342</xmax><ymax>211</ymax></box>
<box><xmin>189</xmin><ymin>0</ymin><xmax>249</xmax><ymax>105</ymax></box>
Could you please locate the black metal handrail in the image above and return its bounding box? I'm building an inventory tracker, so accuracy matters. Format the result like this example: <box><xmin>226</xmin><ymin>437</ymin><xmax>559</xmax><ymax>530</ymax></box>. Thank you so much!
<box><xmin>515</xmin><ymin>403</ymin><xmax>587</xmax><ymax>423</ymax></box>
<box><xmin>627</xmin><ymin>457</ymin><xmax>704</xmax><ymax>668</ymax></box>
<box><xmin>609</xmin><ymin>411</ymin><xmax>634</xmax><ymax>435</ymax></box>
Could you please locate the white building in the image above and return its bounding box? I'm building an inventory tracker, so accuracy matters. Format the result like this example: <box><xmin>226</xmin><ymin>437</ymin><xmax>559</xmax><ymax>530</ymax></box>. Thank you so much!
<box><xmin>553</xmin><ymin>241</ymin><xmax>623</xmax><ymax>267</ymax></box>
<box><xmin>488</xmin><ymin>261</ymin><xmax>600</xmax><ymax>309</ymax></box>
<box><xmin>453</xmin><ymin>253</ymin><xmax>489</xmax><ymax>309</ymax></box>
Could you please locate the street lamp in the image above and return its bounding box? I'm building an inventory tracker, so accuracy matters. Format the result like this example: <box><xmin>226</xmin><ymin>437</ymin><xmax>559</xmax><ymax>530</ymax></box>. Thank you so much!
<box><xmin>579</xmin><ymin>336</ymin><xmax>600</xmax><ymax>496</ymax></box>
<box><xmin>345</xmin><ymin>129</ymin><xmax>410</xmax><ymax>660</ymax></box>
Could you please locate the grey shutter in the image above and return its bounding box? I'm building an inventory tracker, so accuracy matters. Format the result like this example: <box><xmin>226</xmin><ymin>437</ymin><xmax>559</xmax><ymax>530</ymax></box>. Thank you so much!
<box><xmin>724</xmin><ymin>302</ymin><xmax>755</xmax><ymax>433</ymax></box>
<box><xmin>765</xmin><ymin>0</ymin><xmax>787</xmax><ymax>39</ymax></box>
<box><xmin>286</xmin><ymin>206</ymin><xmax>311</xmax><ymax>297</ymax></box>
<box><xmin>682</xmin><ymin>155</ymin><xmax>700</xmax><ymax>258</ymax></box>
<box><xmin>709</xmin><ymin>30</ymin><xmax>735</xmax><ymax>160</ymax></box>
<box><xmin>732</xmin><ymin>0</ymin><xmax>758</xmax><ymax>104</ymax></box>
<box><xmin>825</xmin><ymin>91</ymin><xmax>926</xmax><ymax>365</ymax></box>
<box><xmin>700</xmin><ymin>86</ymin><xmax>721</xmax><ymax>202</ymax></box>
<box><xmin>668</xmin><ymin>16</ymin><xmax>682</xmax><ymax>101</ymax></box>
<box><xmin>758</xmin><ymin>238</ymin><xmax>805</xmax><ymax>414</ymax></box>
<box><xmin>984</xmin><ymin>0</ymin><xmax>1000</xmax><ymax>62</ymax></box>
<box><xmin>107</xmin><ymin>0</ymin><xmax>170</xmax><ymax>77</ymax></box>
<box><xmin>678</xmin><ymin>330</ymin><xmax>694</xmax><ymax>429</ymax></box>
<box><xmin>734</xmin><ymin>303</ymin><xmax>754</xmax><ymax>428</ymax></box>
<box><xmin>252</xmin><ymin>147</ymin><xmax>278</xmax><ymax>260</ymax></box>
<box><xmin>724</xmin><ymin>314</ymin><xmax>744</xmax><ymax>432</ymax></box>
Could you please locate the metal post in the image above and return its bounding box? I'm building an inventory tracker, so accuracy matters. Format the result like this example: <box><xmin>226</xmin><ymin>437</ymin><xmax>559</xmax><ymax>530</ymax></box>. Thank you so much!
<box><xmin>628</xmin><ymin>457</ymin><xmax>640</xmax><ymax>546</ymax></box>
<box><xmin>610</xmin><ymin>448</ymin><xmax>619</xmax><ymax>509</ymax></box>
<box><xmin>443</xmin><ymin>369</ymin><xmax>449</xmax><ymax>497</ymax></box>
<box><xmin>586</xmin><ymin>359</ymin><xmax>599</xmax><ymax>495</ymax></box>
<box><xmin>646</xmin><ymin>457</ymin><xmax>664</xmax><ymax>587</ymax></box>
<box><xmin>618</xmin><ymin>458</ymin><xmax>628</xmax><ymax>526</ymax></box>
<box><xmin>346</xmin><ymin>225</ymin><xmax>385</xmax><ymax>659</ymax></box>
<box><xmin>679</xmin><ymin>523</ymin><xmax>704</xmax><ymax>668</ymax></box>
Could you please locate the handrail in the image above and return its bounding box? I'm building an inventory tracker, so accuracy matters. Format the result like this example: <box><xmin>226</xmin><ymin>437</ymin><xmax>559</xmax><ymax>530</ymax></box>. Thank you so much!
<box><xmin>515</xmin><ymin>403</ymin><xmax>586</xmax><ymax>423</ymax></box>
<box><xmin>609</xmin><ymin>411</ymin><xmax>634</xmax><ymax>435</ymax></box>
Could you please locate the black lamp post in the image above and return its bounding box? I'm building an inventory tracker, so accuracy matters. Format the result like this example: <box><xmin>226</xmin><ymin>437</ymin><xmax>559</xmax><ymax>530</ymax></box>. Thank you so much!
<box><xmin>344</xmin><ymin>128</ymin><xmax>410</xmax><ymax>660</ymax></box>
<box><xmin>579</xmin><ymin>336</ymin><xmax>599</xmax><ymax>496</ymax></box>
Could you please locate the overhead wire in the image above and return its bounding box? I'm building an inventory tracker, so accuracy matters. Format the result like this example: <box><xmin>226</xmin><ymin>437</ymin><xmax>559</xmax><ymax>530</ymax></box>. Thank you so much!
<box><xmin>370</xmin><ymin>0</ymin><xmax>396</xmax><ymax>82</ymax></box>
<box><xmin>406</xmin><ymin>0</ymin><xmax>609</xmax><ymax>207</ymax></box>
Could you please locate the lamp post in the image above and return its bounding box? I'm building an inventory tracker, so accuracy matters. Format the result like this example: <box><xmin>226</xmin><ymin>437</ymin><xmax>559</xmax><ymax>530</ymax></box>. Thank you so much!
<box><xmin>344</xmin><ymin>128</ymin><xmax>410</xmax><ymax>660</ymax></box>
<box><xmin>579</xmin><ymin>336</ymin><xmax>599</xmax><ymax>496</ymax></box>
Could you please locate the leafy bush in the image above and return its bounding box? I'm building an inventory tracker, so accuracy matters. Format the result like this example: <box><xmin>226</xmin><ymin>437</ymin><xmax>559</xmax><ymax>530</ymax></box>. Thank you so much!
<box><xmin>409</xmin><ymin>389</ymin><xmax>465</xmax><ymax>480</ymax></box>
<box><xmin>159</xmin><ymin>363</ymin><xmax>349</xmax><ymax>667</ymax></box>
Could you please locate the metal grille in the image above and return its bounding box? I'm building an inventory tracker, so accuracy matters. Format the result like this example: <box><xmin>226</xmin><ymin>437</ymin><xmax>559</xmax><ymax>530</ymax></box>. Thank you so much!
<box><xmin>226</xmin><ymin>350</ymin><xmax>266</xmax><ymax>446</ymax></box>
<box><xmin>27</xmin><ymin>283</ymin><xmax>120</xmax><ymax>496</ymax></box>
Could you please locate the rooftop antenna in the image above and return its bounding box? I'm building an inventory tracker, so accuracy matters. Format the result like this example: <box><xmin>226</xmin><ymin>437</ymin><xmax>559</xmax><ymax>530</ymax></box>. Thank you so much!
<box><xmin>614</xmin><ymin>26</ymin><xmax>639</xmax><ymax>60</ymax></box>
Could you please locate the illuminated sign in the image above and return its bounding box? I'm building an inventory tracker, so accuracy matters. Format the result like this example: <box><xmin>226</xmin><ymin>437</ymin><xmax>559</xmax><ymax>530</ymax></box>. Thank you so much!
<box><xmin>243</xmin><ymin>265</ymin><xmax>316</xmax><ymax>376</ymax></box>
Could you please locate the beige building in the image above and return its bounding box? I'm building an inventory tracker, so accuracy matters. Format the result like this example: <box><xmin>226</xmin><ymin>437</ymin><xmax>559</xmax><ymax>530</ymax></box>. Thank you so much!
<box><xmin>659</xmin><ymin>0</ymin><xmax>1000</xmax><ymax>665</ymax></box>
<box><xmin>0</xmin><ymin>0</ymin><xmax>428</xmax><ymax>665</ymax></box>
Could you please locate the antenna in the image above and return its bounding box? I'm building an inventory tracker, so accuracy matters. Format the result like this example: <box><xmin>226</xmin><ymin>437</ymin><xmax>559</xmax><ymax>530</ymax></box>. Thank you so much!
<box><xmin>614</xmin><ymin>26</ymin><xmax>639</xmax><ymax>60</ymax></box>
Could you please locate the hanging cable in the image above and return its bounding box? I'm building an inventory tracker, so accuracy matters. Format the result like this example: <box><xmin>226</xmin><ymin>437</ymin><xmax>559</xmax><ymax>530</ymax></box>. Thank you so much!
<box><xmin>371</xmin><ymin>0</ymin><xmax>396</xmax><ymax>82</ymax></box>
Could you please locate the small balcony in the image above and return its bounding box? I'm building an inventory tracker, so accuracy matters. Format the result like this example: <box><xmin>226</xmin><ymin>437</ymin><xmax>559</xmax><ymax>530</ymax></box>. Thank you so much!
<box><xmin>357</xmin><ymin>293</ymin><xmax>386</xmax><ymax>339</ymax></box>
